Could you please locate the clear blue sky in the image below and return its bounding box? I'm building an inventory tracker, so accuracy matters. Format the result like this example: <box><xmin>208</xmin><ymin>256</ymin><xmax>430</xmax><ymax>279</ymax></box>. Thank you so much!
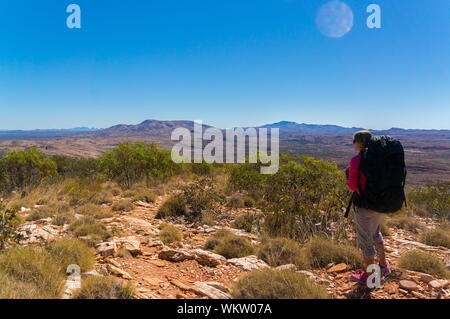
<box><xmin>0</xmin><ymin>0</ymin><xmax>448</xmax><ymax>130</ymax></box>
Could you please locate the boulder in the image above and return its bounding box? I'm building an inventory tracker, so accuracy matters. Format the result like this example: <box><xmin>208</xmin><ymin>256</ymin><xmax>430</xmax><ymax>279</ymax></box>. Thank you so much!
<box><xmin>107</xmin><ymin>264</ymin><xmax>132</xmax><ymax>280</ymax></box>
<box><xmin>147</xmin><ymin>238</ymin><xmax>164</xmax><ymax>248</ymax></box>
<box><xmin>147</xmin><ymin>238</ymin><xmax>164</xmax><ymax>247</ymax></box>
<box><xmin>192</xmin><ymin>249</ymin><xmax>226</xmax><ymax>267</ymax></box>
<box><xmin>158</xmin><ymin>247</ymin><xmax>194</xmax><ymax>262</ymax></box>
<box><xmin>411</xmin><ymin>291</ymin><xmax>426</xmax><ymax>299</ymax></box>
<box><xmin>227</xmin><ymin>255</ymin><xmax>269</xmax><ymax>271</ymax></box>
<box><xmin>428</xmin><ymin>279</ymin><xmax>448</xmax><ymax>290</ymax></box>
<box><xmin>419</xmin><ymin>273</ymin><xmax>434</xmax><ymax>283</ymax></box>
<box><xmin>202</xmin><ymin>281</ymin><xmax>230</xmax><ymax>293</ymax></box>
<box><xmin>399</xmin><ymin>280</ymin><xmax>418</xmax><ymax>291</ymax></box>
<box><xmin>118</xmin><ymin>236</ymin><xmax>142</xmax><ymax>256</ymax></box>
<box><xmin>327</xmin><ymin>263</ymin><xmax>348</xmax><ymax>273</ymax></box>
<box><xmin>96</xmin><ymin>241</ymin><xmax>117</xmax><ymax>257</ymax></box>
<box><xmin>191</xmin><ymin>282</ymin><xmax>232</xmax><ymax>299</ymax></box>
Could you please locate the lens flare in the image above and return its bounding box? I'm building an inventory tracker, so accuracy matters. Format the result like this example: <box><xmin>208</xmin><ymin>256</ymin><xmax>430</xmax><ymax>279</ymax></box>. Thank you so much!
<box><xmin>316</xmin><ymin>1</ymin><xmax>354</xmax><ymax>38</ymax></box>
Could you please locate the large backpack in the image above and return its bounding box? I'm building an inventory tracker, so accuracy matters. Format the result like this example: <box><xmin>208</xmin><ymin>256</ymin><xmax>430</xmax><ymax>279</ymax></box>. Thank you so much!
<box><xmin>345</xmin><ymin>135</ymin><xmax>407</xmax><ymax>217</ymax></box>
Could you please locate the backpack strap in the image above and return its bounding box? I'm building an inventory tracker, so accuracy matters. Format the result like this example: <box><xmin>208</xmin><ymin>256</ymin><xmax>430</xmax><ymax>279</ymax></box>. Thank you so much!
<box><xmin>344</xmin><ymin>192</ymin><xmax>356</xmax><ymax>218</ymax></box>
<box><xmin>402</xmin><ymin>166</ymin><xmax>408</xmax><ymax>207</ymax></box>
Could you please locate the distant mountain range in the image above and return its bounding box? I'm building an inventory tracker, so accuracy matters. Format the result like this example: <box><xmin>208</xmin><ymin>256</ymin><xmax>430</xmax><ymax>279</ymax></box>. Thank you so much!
<box><xmin>0</xmin><ymin>127</ymin><xmax>99</xmax><ymax>141</ymax></box>
<box><xmin>256</xmin><ymin>121</ymin><xmax>450</xmax><ymax>139</ymax></box>
<box><xmin>0</xmin><ymin>119</ymin><xmax>448</xmax><ymax>187</ymax></box>
<box><xmin>88</xmin><ymin>119</ymin><xmax>449</xmax><ymax>140</ymax></box>
<box><xmin>0</xmin><ymin>120</ymin><xmax>449</xmax><ymax>141</ymax></box>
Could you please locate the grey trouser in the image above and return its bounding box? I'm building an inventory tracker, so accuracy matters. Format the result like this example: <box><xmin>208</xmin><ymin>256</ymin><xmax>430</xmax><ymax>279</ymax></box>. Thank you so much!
<box><xmin>354</xmin><ymin>206</ymin><xmax>383</xmax><ymax>259</ymax></box>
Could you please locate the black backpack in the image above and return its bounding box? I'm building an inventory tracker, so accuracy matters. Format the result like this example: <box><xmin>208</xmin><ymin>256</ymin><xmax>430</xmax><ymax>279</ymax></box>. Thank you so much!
<box><xmin>345</xmin><ymin>135</ymin><xmax>407</xmax><ymax>217</ymax></box>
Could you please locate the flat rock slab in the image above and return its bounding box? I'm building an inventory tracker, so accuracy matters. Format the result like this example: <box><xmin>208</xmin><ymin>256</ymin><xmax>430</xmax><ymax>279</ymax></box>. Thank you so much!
<box><xmin>158</xmin><ymin>248</ymin><xmax>194</xmax><ymax>262</ymax></box>
<box><xmin>327</xmin><ymin>263</ymin><xmax>348</xmax><ymax>273</ymax></box>
<box><xmin>191</xmin><ymin>282</ymin><xmax>232</xmax><ymax>299</ymax></box>
<box><xmin>227</xmin><ymin>255</ymin><xmax>269</xmax><ymax>271</ymax></box>
<box><xmin>192</xmin><ymin>249</ymin><xmax>226</xmax><ymax>267</ymax></box>
<box><xmin>96</xmin><ymin>241</ymin><xmax>117</xmax><ymax>257</ymax></box>
<box><xmin>399</xmin><ymin>280</ymin><xmax>418</xmax><ymax>291</ymax></box>
<box><xmin>429</xmin><ymin>279</ymin><xmax>449</xmax><ymax>290</ymax></box>
<box><xmin>107</xmin><ymin>264</ymin><xmax>133</xmax><ymax>280</ymax></box>
<box><xmin>117</xmin><ymin>236</ymin><xmax>142</xmax><ymax>256</ymax></box>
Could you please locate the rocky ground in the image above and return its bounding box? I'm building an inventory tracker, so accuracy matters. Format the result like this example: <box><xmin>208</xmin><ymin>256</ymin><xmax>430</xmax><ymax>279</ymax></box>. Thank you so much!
<box><xmin>17</xmin><ymin>195</ymin><xmax>450</xmax><ymax>300</ymax></box>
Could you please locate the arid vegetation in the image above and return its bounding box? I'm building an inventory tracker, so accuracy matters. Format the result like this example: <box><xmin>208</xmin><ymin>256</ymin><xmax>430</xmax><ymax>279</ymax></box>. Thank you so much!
<box><xmin>0</xmin><ymin>142</ymin><xmax>448</xmax><ymax>299</ymax></box>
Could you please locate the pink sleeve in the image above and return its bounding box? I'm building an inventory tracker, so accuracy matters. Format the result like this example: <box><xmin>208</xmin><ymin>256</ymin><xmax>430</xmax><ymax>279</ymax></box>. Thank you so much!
<box><xmin>347</xmin><ymin>155</ymin><xmax>361</xmax><ymax>195</ymax></box>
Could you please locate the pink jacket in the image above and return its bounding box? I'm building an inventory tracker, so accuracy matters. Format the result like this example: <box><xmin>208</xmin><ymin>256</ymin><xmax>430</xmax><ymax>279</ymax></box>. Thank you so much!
<box><xmin>347</xmin><ymin>154</ymin><xmax>366</xmax><ymax>195</ymax></box>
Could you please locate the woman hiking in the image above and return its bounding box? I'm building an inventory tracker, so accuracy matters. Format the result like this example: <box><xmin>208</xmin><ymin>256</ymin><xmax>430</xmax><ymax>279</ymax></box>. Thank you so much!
<box><xmin>347</xmin><ymin>130</ymin><xmax>391</xmax><ymax>283</ymax></box>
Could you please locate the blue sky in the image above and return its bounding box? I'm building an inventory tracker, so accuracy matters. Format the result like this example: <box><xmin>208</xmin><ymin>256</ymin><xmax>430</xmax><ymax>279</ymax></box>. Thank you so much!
<box><xmin>0</xmin><ymin>0</ymin><xmax>448</xmax><ymax>130</ymax></box>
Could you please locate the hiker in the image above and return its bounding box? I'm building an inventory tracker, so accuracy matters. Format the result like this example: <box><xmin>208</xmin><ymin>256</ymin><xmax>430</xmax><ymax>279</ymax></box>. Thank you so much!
<box><xmin>346</xmin><ymin>130</ymin><xmax>391</xmax><ymax>283</ymax></box>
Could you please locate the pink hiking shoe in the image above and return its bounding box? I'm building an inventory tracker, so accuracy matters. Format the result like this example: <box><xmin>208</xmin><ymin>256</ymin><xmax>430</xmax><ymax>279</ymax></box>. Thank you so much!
<box><xmin>380</xmin><ymin>259</ymin><xmax>391</xmax><ymax>277</ymax></box>
<box><xmin>350</xmin><ymin>271</ymin><xmax>368</xmax><ymax>284</ymax></box>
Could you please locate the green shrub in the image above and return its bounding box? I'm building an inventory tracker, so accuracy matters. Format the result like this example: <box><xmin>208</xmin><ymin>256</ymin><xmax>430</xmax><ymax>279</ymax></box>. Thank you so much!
<box><xmin>69</xmin><ymin>216</ymin><xmax>96</xmax><ymax>231</ymax></box>
<box><xmin>76</xmin><ymin>204</ymin><xmax>113</xmax><ymax>219</ymax></box>
<box><xmin>0</xmin><ymin>272</ymin><xmax>45</xmax><ymax>299</ymax></box>
<box><xmin>0</xmin><ymin>208</ymin><xmax>21</xmax><ymax>251</ymax></box>
<box><xmin>228</xmin><ymin>161</ymin><xmax>267</xmax><ymax>199</ymax></box>
<box><xmin>399</xmin><ymin>250</ymin><xmax>448</xmax><ymax>277</ymax></box>
<box><xmin>201</xmin><ymin>210</ymin><xmax>216</xmax><ymax>226</ymax></box>
<box><xmin>418</xmin><ymin>227</ymin><xmax>450</xmax><ymax>248</ymax></box>
<box><xmin>100</xmin><ymin>141</ymin><xmax>180</xmax><ymax>189</ymax></box>
<box><xmin>26</xmin><ymin>206</ymin><xmax>55</xmax><ymax>221</ymax></box>
<box><xmin>262</xmin><ymin>157</ymin><xmax>347</xmax><ymax>241</ymax></box>
<box><xmin>257</xmin><ymin>238</ymin><xmax>308</xmax><ymax>269</ymax></box>
<box><xmin>91</xmin><ymin>192</ymin><xmax>114</xmax><ymax>205</ymax></box>
<box><xmin>69</xmin><ymin>216</ymin><xmax>111</xmax><ymax>244</ymax></box>
<box><xmin>156</xmin><ymin>195</ymin><xmax>186</xmax><ymax>219</ymax></box>
<box><xmin>306</xmin><ymin>237</ymin><xmax>362</xmax><ymax>269</ymax></box>
<box><xmin>0</xmin><ymin>247</ymin><xmax>65</xmax><ymax>298</ymax></box>
<box><xmin>189</xmin><ymin>161</ymin><xmax>213</xmax><ymax>176</ymax></box>
<box><xmin>73</xmin><ymin>276</ymin><xmax>135</xmax><ymax>299</ymax></box>
<box><xmin>227</xmin><ymin>195</ymin><xmax>244</xmax><ymax>209</ymax></box>
<box><xmin>205</xmin><ymin>229</ymin><xmax>254</xmax><ymax>258</ymax></box>
<box><xmin>0</xmin><ymin>148</ymin><xmax>57</xmax><ymax>192</ymax></box>
<box><xmin>386</xmin><ymin>214</ymin><xmax>424</xmax><ymax>233</ymax></box>
<box><xmin>111</xmin><ymin>200</ymin><xmax>135</xmax><ymax>212</ymax></box>
<box><xmin>233</xmin><ymin>213</ymin><xmax>259</xmax><ymax>233</ymax></box>
<box><xmin>132</xmin><ymin>189</ymin><xmax>157</xmax><ymax>203</ymax></box>
<box><xmin>62</xmin><ymin>177</ymin><xmax>104</xmax><ymax>207</ymax></box>
<box><xmin>159</xmin><ymin>224</ymin><xmax>183</xmax><ymax>244</ymax></box>
<box><xmin>408</xmin><ymin>182</ymin><xmax>449</xmax><ymax>221</ymax></box>
<box><xmin>232</xmin><ymin>269</ymin><xmax>329</xmax><ymax>299</ymax></box>
<box><xmin>243</xmin><ymin>196</ymin><xmax>255</xmax><ymax>207</ymax></box>
<box><xmin>52</xmin><ymin>212</ymin><xmax>76</xmax><ymax>226</ymax></box>
<box><xmin>56</xmin><ymin>203</ymin><xmax>71</xmax><ymax>213</ymax></box>
<box><xmin>111</xmin><ymin>188</ymin><xmax>122</xmax><ymax>196</ymax></box>
<box><xmin>180</xmin><ymin>177</ymin><xmax>225</xmax><ymax>216</ymax></box>
<box><xmin>46</xmin><ymin>238</ymin><xmax>95</xmax><ymax>273</ymax></box>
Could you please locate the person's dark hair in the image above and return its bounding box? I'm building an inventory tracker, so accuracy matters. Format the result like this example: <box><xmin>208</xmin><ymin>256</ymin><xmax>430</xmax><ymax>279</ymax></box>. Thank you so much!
<box><xmin>353</xmin><ymin>130</ymin><xmax>372</xmax><ymax>148</ymax></box>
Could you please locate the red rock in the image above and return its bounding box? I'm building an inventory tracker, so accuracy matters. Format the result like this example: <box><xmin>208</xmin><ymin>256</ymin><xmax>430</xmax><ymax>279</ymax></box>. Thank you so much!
<box><xmin>412</xmin><ymin>291</ymin><xmax>426</xmax><ymax>299</ymax></box>
<box><xmin>399</xmin><ymin>280</ymin><xmax>418</xmax><ymax>291</ymax></box>
<box><xmin>428</xmin><ymin>279</ymin><xmax>448</xmax><ymax>290</ymax></box>
<box><xmin>327</xmin><ymin>263</ymin><xmax>348</xmax><ymax>273</ymax></box>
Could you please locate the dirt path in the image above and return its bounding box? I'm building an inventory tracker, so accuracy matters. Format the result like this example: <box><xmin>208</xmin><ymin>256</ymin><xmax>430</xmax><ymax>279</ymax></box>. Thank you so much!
<box><xmin>18</xmin><ymin>195</ymin><xmax>450</xmax><ymax>299</ymax></box>
<box><xmin>96</xmin><ymin>196</ymin><xmax>247</xmax><ymax>299</ymax></box>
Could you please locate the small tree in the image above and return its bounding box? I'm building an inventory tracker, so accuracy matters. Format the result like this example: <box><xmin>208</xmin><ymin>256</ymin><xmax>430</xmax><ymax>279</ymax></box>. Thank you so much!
<box><xmin>101</xmin><ymin>141</ymin><xmax>182</xmax><ymax>189</ymax></box>
<box><xmin>0</xmin><ymin>148</ymin><xmax>57</xmax><ymax>192</ymax></box>
<box><xmin>263</xmin><ymin>156</ymin><xmax>347</xmax><ymax>241</ymax></box>
<box><xmin>408</xmin><ymin>182</ymin><xmax>449</xmax><ymax>221</ymax></box>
